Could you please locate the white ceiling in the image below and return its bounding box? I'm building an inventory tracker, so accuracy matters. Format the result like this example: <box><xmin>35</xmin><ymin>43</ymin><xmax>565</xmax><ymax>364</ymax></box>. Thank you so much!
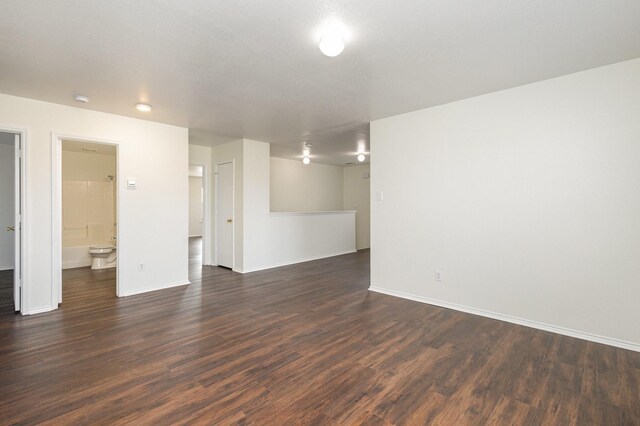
<box><xmin>2</xmin><ymin>1</ymin><xmax>640</xmax><ymax>165</ymax></box>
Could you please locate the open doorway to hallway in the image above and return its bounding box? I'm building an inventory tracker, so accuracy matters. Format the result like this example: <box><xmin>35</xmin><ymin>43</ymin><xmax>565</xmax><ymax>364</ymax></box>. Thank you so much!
<box><xmin>60</xmin><ymin>139</ymin><xmax>118</xmax><ymax>302</ymax></box>
<box><xmin>188</xmin><ymin>165</ymin><xmax>204</xmax><ymax>267</ymax></box>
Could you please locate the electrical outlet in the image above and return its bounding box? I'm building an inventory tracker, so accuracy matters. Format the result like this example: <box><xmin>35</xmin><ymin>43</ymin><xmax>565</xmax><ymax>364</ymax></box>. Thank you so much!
<box><xmin>139</xmin><ymin>263</ymin><xmax>145</xmax><ymax>272</ymax></box>
<box><xmin>434</xmin><ymin>270</ymin><xmax>443</xmax><ymax>282</ymax></box>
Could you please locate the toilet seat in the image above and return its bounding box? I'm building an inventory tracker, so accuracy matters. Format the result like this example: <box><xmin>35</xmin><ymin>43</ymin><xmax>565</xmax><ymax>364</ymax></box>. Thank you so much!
<box><xmin>89</xmin><ymin>244</ymin><xmax>116</xmax><ymax>254</ymax></box>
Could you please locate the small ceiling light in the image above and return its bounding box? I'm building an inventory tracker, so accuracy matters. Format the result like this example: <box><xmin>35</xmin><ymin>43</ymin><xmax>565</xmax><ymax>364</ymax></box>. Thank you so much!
<box><xmin>319</xmin><ymin>25</ymin><xmax>345</xmax><ymax>57</ymax></box>
<box><xmin>302</xmin><ymin>141</ymin><xmax>312</xmax><ymax>164</ymax></box>
<box><xmin>357</xmin><ymin>153</ymin><xmax>366</xmax><ymax>162</ymax></box>
<box><xmin>135</xmin><ymin>103</ymin><xmax>152</xmax><ymax>112</ymax></box>
<box><xmin>74</xmin><ymin>95</ymin><xmax>90</xmax><ymax>103</ymax></box>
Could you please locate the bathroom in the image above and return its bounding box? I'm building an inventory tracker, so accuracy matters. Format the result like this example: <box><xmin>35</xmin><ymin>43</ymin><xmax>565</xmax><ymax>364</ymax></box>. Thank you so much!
<box><xmin>61</xmin><ymin>140</ymin><xmax>117</xmax><ymax>287</ymax></box>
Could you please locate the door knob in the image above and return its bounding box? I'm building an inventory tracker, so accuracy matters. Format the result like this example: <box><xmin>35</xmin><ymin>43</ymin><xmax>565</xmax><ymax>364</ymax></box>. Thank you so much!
<box><xmin>6</xmin><ymin>226</ymin><xmax>15</xmax><ymax>232</ymax></box>
<box><xmin>226</xmin><ymin>219</ymin><xmax>233</xmax><ymax>223</ymax></box>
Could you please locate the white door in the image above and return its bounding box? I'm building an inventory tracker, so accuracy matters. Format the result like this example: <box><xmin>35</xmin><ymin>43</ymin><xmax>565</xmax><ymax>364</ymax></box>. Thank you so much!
<box><xmin>14</xmin><ymin>134</ymin><xmax>21</xmax><ymax>311</ymax></box>
<box><xmin>216</xmin><ymin>162</ymin><xmax>234</xmax><ymax>268</ymax></box>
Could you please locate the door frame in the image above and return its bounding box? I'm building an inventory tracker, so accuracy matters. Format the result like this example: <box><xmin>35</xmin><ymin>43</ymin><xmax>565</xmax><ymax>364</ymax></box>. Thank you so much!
<box><xmin>0</xmin><ymin>124</ymin><xmax>28</xmax><ymax>314</ymax></box>
<box><xmin>189</xmin><ymin>163</ymin><xmax>211</xmax><ymax>266</ymax></box>
<box><xmin>51</xmin><ymin>133</ymin><xmax>122</xmax><ymax>306</ymax></box>
<box><xmin>215</xmin><ymin>160</ymin><xmax>235</xmax><ymax>269</ymax></box>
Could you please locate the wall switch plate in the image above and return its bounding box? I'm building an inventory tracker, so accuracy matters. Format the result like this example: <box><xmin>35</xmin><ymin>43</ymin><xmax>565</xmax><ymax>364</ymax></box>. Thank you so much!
<box><xmin>139</xmin><ymin>263</ymin><xmax>145</xmax><ymax>271</ymax></box>
<box><xmin>434</xmin><ymin>270</ymin><xmax>443</xmax><ymax>282</ymax></box>
<box><xmin>126</xmin><ymin>179</ymin><xmax>137</xmax><ymax>189</ymax></box>
<box><xmin>377</xmin><ymin>191</ymin><xmax>384</xmax><ymax>201</ymax></box>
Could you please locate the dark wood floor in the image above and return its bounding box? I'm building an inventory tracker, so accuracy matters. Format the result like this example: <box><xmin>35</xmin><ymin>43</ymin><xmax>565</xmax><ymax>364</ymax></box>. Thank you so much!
<box><xmin>1</xmin><ymin>238</ymin><xmax>639</xmax><ymax>425</ymax></box>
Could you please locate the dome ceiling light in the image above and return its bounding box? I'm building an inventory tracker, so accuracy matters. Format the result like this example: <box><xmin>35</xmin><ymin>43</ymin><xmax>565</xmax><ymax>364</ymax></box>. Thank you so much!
<box><xmin>319</xmin><ymin>24</ymin><xmax>346</xmax><ymax>57</ymax></box>
<box><xmin>135</xmin><ymin>103</ymin><xmax>152</xmax><ymax>112</ymax></box>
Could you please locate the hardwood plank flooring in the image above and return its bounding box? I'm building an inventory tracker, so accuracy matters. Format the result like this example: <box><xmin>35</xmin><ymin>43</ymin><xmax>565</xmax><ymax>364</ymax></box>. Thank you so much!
<box><xmin>1</xmin><ymin>237</ymin><xmax>639</xmax><ymax>424</ymax></box>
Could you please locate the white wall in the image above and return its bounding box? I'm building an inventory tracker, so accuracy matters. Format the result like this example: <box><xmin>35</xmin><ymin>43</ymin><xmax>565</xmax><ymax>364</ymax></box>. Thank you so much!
<box><xmin>189</xmin><ymin>144</ymin><xmax>213</xmax><ymax>264</ymax></box>
<box><xmin>343</xmin><ymin>164</ymin><xmax>370</xmax><ymax>250</ymax></box>
<box><xmin>210</xmin><ymin>139</ymin><xmax>356</xmax><ymax>273</ymax></box>
<box><xmin>189</xmin><ymin>176</ymin><xmax>203</xmax><ymax>236</ymax></box>
<box><xmin>270</xmin><ymin>157</ymin><xmax>344</xmax><ymax>212</ymax></box>
<box><xmin>242</xmin><ymin>140</ymin><xmax>355</xmax><ymax>272</ymax></box>
<box><xmin>0</xmin><ymin>93</ymin><xmax>189</xmax><ymax>313</ymax></box>
<box><xmin>0</xmin><ymin>136</ymin><xmax>14</xmax><ymax>270</ymax></box>
<box><xmin>371</xmin><ymin>58</ymin><xmax>640</xmax><ymax>350</ymax></box>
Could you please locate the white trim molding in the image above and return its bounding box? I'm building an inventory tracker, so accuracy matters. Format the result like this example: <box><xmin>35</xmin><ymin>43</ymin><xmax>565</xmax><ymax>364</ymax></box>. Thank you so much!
<box><xmin>269</xmin><ymin>210</ymin><xmax>356</xmax><ymax>216</ymax></box>
<box><xmin>120</xmin><ymin>280</ymin><xmax>190</xmax><ymax>297</ymax></box>
<box><xmin>237</xmin><ymin>250</ymin><xmax>357</xmax><ymax>274</ymax></box>
<box><xmin>369</xmin><ymin>286</ymin><xmax>640</xmax><ymax>353</ymax></box>
<box><xmin>26</xmin><ymin>305</ymin><xmax>53</xmax><ymax>315</ymax></box>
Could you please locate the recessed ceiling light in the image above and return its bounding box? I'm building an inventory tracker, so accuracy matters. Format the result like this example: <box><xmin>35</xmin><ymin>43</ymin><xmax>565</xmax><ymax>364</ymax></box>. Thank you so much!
<box><xmin>74</xmin><ymin>95</ymin><xmax>90</xmax><ymax>103</ymax></box>
<box><xmin>357</xmin><ymin>153</ymin><xmax>366</xmax><ymax>162</ymax></box>
<box><xmin>319</xmin><ymin>25</ymin><xmax>345</xmax><ymax>57</ymax></box>
<box><xmin>135</xmin><ymin>103</ymin><xmax>152</xmax><ymax>112</ymax></box>
<box><xmin>303</xmin><ymin>156</ymin><xmax>310</xmax><ymax>165</ymax></box>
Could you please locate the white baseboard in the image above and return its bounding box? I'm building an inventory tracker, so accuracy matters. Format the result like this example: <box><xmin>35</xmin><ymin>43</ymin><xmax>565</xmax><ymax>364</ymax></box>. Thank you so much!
<box><xmin>62</xmin><ymin>259</ymin><xmax>92</xmax><ymax>269</ymax></box>
<box><xmin>26</xmin><ymin>305</ymin><xmax>53</xmax><ymax>315</ymax></box>
<box><xmin>369</xmin><ymin>286</ymin><xmax>640</xmax><ymax>353</ymax></box>
<box><xmin>237</xmin><ymin>250</ymin><xmax>357</xmax><ymax>274</ymax></box>
<box><xmin>121</xmin><ymin>280</ymin><xmax>191</xmax><ymax>297</ymax></box>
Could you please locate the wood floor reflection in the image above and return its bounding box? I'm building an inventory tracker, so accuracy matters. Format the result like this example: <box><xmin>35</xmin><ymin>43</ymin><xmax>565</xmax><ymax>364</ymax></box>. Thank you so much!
<box><xmin>0</xmin><ymin>238</ymin><xmax>639</xmax><ymax>424</ymax></box>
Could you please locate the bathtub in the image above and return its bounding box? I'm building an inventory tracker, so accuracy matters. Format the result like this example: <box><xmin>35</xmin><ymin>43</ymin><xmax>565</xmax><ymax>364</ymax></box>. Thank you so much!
<box><xmin>62</xmin><ymin>245</ymin><xmax>93</xmax><ymax>269</ymax></box>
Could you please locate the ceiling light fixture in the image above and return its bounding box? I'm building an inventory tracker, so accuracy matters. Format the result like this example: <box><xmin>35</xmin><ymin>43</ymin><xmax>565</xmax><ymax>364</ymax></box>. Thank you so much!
<box><xmin>302</xmin><ymin>141</ymin><xmax>312</xmax><ymax>164</ymax></box>
<box><xmin>135</xmin><ymin>103</ymin><xmax>152</xmax><ymax>112</ymax></box>
<box><xmin>319</xmin><ymin>24</ymin><xmax>345</xmax><ymax>57</ymax></box>
<box><xmin>357</xmin><ymin>153</ymin><xmax>366</xmax><ymax>162</ymax></box>
<box><xmin>74</xmin><ymin>95</ymin><xmax>90</xmax><ymax>103</ymax></box>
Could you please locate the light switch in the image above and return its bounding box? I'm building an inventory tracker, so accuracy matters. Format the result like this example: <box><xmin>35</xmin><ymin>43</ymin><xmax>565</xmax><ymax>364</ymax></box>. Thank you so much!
<box><xmin>126</xmin><ymin>179</ymin><xmax>137</xmax><ymax>189</ymax></box>
<box><xmin>376</xmin><ymin>191</ymin><xmax>384</xmax><ymax>201</ymax></box>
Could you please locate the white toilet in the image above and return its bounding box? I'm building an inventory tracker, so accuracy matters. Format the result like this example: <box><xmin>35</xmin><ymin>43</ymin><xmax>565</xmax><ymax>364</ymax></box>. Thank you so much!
<box><xmin>89</xmin><ymin>244</ymin><xmax>117</xmax><ymax>270</ymax></box>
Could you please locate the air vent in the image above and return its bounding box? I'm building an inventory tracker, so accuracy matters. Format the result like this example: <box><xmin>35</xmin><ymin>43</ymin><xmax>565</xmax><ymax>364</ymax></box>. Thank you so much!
<box><xmin>345</xmin><ymin>162</ymin><xmax>353</xmax><ymax>166</ymax></box>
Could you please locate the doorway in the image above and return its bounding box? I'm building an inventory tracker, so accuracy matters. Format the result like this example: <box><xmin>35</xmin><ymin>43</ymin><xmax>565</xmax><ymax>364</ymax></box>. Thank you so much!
<box><xmin>188</xmin><ymin>164</ymin><xmax>205</xmax><ymax>266</ymax></box>
<box><xmin>53</xmin><ymin>136</ymin><xmax>120</xmax><ymax>305</ymax></box>
<box><xmin>0</xmin><ymin>130</ymin><xmax>23</xmax><ymax>313</ymax></box>
<box><xmin>216</xmin><ymin>162</ymin><xmax>234</xmax><ymax>269</ymax></box>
